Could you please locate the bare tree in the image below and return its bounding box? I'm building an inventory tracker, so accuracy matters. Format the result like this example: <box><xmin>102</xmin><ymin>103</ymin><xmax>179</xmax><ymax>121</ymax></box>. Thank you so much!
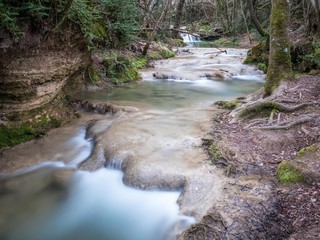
<box><xmin>248</xmin><ymin>0</ymin><xmax>269</xmax><ymax>37</ymax></box>
<box><xmin>142</xmin><ymin>0</ymin><xmax>173</xmax><ymax>55</ymax></box>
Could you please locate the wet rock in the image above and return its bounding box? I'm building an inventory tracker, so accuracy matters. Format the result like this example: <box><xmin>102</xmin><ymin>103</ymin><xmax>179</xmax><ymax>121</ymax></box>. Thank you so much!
<box><xmin>72</xmin><ymin>99</ymin><xmax>139</xmax><ymax>114</ymax></box>
<box><xmin>153</xmin><ymin>72</ymin><xmax>180</xmax><ymax>80</ymax></box>
<box><xmin>0</xmin><ymin>162</ymin><xmax>74</xmax><ymax>194</ymax></box>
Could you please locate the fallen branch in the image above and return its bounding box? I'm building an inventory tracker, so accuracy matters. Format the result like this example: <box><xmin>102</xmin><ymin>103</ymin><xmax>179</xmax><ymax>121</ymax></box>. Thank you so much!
<box><xmin>204</xmin><ymin>50</ymin><xmax>228</xmax><ymax>55</ymax></box>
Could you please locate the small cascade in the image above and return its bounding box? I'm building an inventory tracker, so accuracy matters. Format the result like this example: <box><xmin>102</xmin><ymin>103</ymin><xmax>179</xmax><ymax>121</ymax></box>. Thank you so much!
<box><xmin>67</xmin><ymin>128</ymin><xmax>93</xmax><ymax>167</ymax></box>
<box><xmin>180</xmin><ymin>33</ymin><xmax>202</xmax><ymax>44</ymax></box>
<box><xmin>106</xmin><ymin>154</ymin><xmax>125</xmax><ymax>170</ymax></box>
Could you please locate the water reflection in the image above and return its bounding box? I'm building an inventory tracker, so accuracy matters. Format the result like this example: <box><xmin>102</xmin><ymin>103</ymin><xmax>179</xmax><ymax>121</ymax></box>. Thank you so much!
<box><xmin>79</xmin><ymin>78</ymin><xmax>263</xmax><ymax>111</ymax></box>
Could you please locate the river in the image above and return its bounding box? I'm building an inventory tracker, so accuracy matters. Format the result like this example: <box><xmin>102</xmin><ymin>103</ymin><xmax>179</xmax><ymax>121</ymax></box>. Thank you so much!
<box><xmin>0</xmin><ymin>47</ymin><xmax>264</xmax><ymax>240</ymax></box>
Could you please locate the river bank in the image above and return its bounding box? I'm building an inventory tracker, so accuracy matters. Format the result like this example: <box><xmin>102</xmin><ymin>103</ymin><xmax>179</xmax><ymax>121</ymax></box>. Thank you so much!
<box><xmin>190</xmin><ymin>73</ymin><xmax>320</xmax><ymax>239</ymax></box>
<box><xmin>2</xmin><ymin>46</ymin><xmax>318</xmax><ymax>239</ymax></box>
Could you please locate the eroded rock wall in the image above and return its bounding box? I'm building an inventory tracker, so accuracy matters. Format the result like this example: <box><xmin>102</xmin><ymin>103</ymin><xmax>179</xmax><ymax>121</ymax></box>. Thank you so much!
<box><xmin>0</xmin><ymin>32</ymin><xmax>91</xmax><ymax>122</ymax></box>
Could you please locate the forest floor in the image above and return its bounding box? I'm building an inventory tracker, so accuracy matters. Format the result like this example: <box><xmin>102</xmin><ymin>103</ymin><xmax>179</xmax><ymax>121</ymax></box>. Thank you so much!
<box><xmin>210</xmin><ymin>73</ymin><xmax>320</xmax><ymax>239</ymax></box>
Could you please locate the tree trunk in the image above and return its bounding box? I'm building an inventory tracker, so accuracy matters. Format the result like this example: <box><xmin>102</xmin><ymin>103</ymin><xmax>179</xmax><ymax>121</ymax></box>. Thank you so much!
<box><xmin>313</xmin><ymin>0</ymin><xmax>320</xmax><ymax>30</ymax></box>
<box><xmin>248</xmin><ymin>0</ymin><xmax>269</xmax><ymax>38</ymax></box>
<box><xmin>265</xmin><ymin>0</ymin><xmax>292</xmax><ymax>95</ymax></box>
<box><xmin>173</xmin><ymin>0</ymin><xmax>186</xmax><ymax>31</ymax></box>
<box><xmin>142</xmin><ymin>0</ymin><xmax>172</xmax><ymax>56</ymax></box>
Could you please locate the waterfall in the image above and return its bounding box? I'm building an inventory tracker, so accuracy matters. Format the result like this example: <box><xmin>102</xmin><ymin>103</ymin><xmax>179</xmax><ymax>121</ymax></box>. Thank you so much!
<box><xmin>180</xmin><ymin>33</ymin><xmax>201</xmax><ymax>43</ymax></box>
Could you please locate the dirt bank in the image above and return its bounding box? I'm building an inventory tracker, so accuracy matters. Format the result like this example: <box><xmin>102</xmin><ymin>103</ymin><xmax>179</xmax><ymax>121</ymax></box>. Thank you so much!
<box><xmin>181</xmin><ymin>73</ymin><xmax>320</xmax><ymax>239</ymax></box>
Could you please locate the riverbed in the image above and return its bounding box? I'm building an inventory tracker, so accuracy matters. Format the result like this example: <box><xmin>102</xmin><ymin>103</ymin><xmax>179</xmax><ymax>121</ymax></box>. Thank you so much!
<box><xmin>0</xmin><ymin>47</ymin><xmax>264</xmax><ymax>240</ymax></box>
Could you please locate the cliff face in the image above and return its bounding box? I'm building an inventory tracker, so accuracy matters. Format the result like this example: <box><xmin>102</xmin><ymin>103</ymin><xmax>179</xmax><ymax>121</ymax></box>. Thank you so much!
<box><xmin>0</xmin><ymin>31</ymin><xmax>91</xmax><ymax>123</ymax></box>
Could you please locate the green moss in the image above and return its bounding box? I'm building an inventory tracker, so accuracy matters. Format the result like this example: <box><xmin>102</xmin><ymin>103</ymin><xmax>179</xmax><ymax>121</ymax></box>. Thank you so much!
<box><xmin>103</xmin><ymin>52</ymin><xmax>141</xmax><ymax>85</ymax></box>
<box><xmin>265</xmin><ymin>0</ymin><xmax>292</xmax><ymax>95</ymax></box>
<box><xmin>0</xmin><ymin>117</ymin><xmax>61</xmax><ymax>149</ymax></box>
<box><xmin>212</xmin><ymin>37</ymin><xmax>240</xmax><ymax>47</ymax></box>
<box><xmin>159</xmin><ymin>48</ymin><xmax>175</xmax><ymax>59</ymax></box>
<box><xmin>296</xmin><ymin>144</ymin><xmax>318</xmax><ymax>158</ymax></box>
<box><xmin>215</xmin><ymin>100</ymin><xmax>238</xmax><ymax>110</ymax></box>
<box><xmin>239</xmin><ymin>101</ymin><xmax>282</xmax><ymax>119</ymax></box>
<box><xmin>276</xmin><ymin>160</ymin><xmax>305</xmax><ymax>184</ymax></box>
<box><xmin>0</xmin><ymin>124</ymin><xmax>34</xmax><ymax>148</ymax></box>
<box><xmin>243</xmin><ymin>41</ymin><xmax>269</xmax><ymax>66</ymax></box>
<box><xmin>208</xmin><ymin>144</ymin><xmax>224</xmax><ymax>160</ymax></box>
<box><xmin>258</xmin><ymin>62</ymin><xmax>268</xmax><ymax>73</ymax></box>
<box><xmin>147</xmin><ymin>45</ymin><xmax>175</xmax><ymax>60</ymax></box>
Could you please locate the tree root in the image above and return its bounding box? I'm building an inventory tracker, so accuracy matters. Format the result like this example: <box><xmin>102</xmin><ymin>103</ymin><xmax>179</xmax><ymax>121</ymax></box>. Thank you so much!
<box><xmin>252</xmin><ymin>114</ymin><xmax>318</xmax><ymax>130</ymax></box>
<box><xmin>231</xmin><ymin>100</ymin><xmax>317</xmax><ymax>120</ymax></box>
<box><xmin>244</xmin><ymin>119</ymin><xmax>267</xmax><ymax>129</ymax></box>
<box><xmin>180</xmin><ymin>212</ymin><xmax>227</xmax><ymax>240</ymax></box>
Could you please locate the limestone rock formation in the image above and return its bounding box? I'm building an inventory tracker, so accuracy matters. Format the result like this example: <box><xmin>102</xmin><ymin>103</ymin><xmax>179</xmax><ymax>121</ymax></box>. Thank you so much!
<box><xmin>0</xmin><ymin>33</ymin><xmax>91</xmax><ymax>122</ymax></box>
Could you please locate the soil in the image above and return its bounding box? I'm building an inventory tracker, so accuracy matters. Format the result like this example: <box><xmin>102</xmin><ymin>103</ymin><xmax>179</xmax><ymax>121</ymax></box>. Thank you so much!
<box><xmin>206</xmin><ymin>74</ymin><xmax>320</xmax><ymax>239</ymax></box>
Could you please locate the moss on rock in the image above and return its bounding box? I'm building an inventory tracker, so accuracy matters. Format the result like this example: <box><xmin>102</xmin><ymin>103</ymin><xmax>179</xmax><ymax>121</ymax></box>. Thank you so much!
<box><xmin>0</xmin><ymin>117</ymin><xmax>61</xmax><ymax>149</ymax></box>
<box><xmin>276</xmin><ymin>160</ymin><xmax>305</xmax><ymax>184</ymax></box>
<box><xmin>244</xmin><ymin>41</ymin><xmax>269</xmax><ymax>64</ymax></box>
<box><xmin>215</xmin><ymin>100</ymin><xmax>238</xmax><ymax>110</ymax></box>
<box><xmin>296</xmin><ymin>144</ymin><xmax>318</xmax><ymax>158</ymax></box>
<box><xmin>147</xmin><ymin>43</ymin><xmax>175</xmax><ymax>60</ymax></box>
<box><xmin>103</xmin><ymin>52</ymin><xmax>141</xmax><ymax>85</ymax></box>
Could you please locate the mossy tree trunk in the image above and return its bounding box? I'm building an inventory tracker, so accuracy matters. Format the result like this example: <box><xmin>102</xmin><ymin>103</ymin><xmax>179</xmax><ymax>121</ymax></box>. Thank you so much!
<box><xmin>265</xmin><ymin>0</ymin><xmax>292</xmax><ymax>95</ymax></box>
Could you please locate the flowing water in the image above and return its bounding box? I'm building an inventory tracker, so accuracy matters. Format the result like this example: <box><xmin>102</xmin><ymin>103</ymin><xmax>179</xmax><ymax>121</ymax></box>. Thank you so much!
<box><xmin>0</xmin><ymin>48</ymin><xmax>264</xmax><ymax>240</ymax></box>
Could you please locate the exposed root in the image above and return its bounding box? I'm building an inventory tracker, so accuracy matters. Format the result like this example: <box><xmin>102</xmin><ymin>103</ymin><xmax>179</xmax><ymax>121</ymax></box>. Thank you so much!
<box><xmin>252</xmin><ymin>114</ymin><xmax>318</xmax><ymax>130</ymax></box>
<box><xmin>268</xmin><ymin>109</ymin><xmax>276</xmax><ymax>124</ymax></box>
<box><xmin>179</xmin><ymin>212</ymin><xmax>227</xmax><ymax>240</ymax></box>
<box><xmin>231</xmin><ymin>100</ymin><xmax>317</xmax><ymax>120</ymax></box>
<box><xmin>244</xmin><ymin>119</ymin><xmax>267</xmax><ymax>129</ymax></box>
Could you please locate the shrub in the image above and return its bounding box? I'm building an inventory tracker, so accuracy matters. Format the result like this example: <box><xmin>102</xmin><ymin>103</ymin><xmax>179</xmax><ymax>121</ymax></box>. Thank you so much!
<box><xmin>103</xmin><ymin>52</ymin><xmax>141</xmax><ymax>84</ymax></box>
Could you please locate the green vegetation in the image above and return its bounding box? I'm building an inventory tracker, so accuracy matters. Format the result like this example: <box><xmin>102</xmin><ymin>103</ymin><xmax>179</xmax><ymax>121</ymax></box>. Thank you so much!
<box><xmin>238</xmin><ymin>101</ymin><xmax>282</xmax><ymax>119</ymax></box>
<box><xmin>146</xmin><ymin>44</ymin><xmax>175</xmax><ymax>60</ymax></box>
<box><xmin>208</xmin><ymin>144</ymin><xmax>224</xmax><ymax>161</ymax></box>
<box><xmin>257</xmin><ymin>62</ymin><xmax>268</xmax><ymax>73</ymax></box>
<box><xmin>216</xmin><ymin>100</ymin><xmax>238</xmax><ymax>110</ymax></box>
<box><xmin>302</xmin><ymin>39</ymin><xmax>320</xmax><ymax>70</ymax></box>
<box><xmin>296</xmin><ymin>144</ymin><xmax>318</xmax><ymax>158</ymax></box>
<box><xmin>0</xmin><ymin>117</ymin><xmax>61</xmax><ymax>149</ymax></box>
<box><xmin>103</xmin><ymin>52</ymin><xmax>141</xmax><ymax>85</ymax></box>
<box><xmin>212</xmin><ymin>37</ymin><xmax>240</xmax><ymax>47</ymax></box>
<box><xmin>243</xmin><ymin>41</ymin><xmax>269</xmax><ymax>68</ymax></box>
<box><xmin>88</xmin><ymin>66</ymin><xmax>101</xmax><ymax>83</ymax></box>
<box><xmin>276</xmin><ymin>160</ymin><xmax>305</xmax><ymax>184</ymax></box>
<box><xmin>132</xmin><ymin>57</ymin><xmax>148</xmax><ymax>69</ymax></box>
<box><xmin>0</xmin><ymin>0</ymin><xmax>140</xmax><ymax>48</ymax></box>
<box><xmin>99</xmin><ymin>0</ymin><xmax>140</xmax><ymax>48</ymax></box>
